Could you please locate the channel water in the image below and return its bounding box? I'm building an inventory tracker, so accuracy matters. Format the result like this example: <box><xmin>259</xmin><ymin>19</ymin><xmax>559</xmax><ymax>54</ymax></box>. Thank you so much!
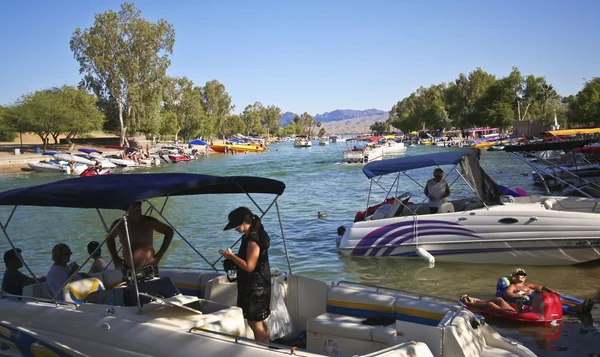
<box><xmin>0</xmin><ymin>142</ymin><xmax>598</xmax><ymax>356</ymax></box>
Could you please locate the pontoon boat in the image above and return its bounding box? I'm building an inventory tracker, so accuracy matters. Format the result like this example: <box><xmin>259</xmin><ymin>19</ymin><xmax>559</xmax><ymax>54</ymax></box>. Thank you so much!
<box><xmin>0</xmin><ymin>174</ymin><xmax>535</xmax><ymax>357</ymax></box>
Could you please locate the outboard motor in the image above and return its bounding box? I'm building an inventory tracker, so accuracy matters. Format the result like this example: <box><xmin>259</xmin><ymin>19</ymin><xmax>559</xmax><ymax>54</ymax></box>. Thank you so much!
<box><xmin>531</xmin><ymin>293</ymin><xmax>563</xmax><ymax>321</ymax></box>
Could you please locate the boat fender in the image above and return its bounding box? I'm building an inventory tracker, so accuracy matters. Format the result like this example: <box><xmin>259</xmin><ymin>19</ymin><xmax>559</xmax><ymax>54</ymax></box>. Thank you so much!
<box><xmin>415</xmin><ymin>247</ymin><xmax>435</xmax><ymax>267</ymax></box>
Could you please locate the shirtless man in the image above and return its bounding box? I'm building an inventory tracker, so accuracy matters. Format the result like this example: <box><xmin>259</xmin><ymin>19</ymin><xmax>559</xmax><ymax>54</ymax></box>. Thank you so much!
<box><xmin>106</xmin><ymin>201</ymin><xmax>174</xmax><ymax>273</ymax></box>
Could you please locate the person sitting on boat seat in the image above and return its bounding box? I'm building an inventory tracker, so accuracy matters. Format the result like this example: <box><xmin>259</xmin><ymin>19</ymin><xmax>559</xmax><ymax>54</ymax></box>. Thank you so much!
<box><xmin>459</xmin><ymin>294</ymin><xmax>515</xmax><ymax>311</ymax></box>
<box><xmin>47</xmin><ymin>243</ymin><xmax>90</xmax><ymax>300</ymax></box>
<box><xmin>503</xmin><ymin>268</ymin><xmax>594</xmax><ymax>313</ymax></box>
<box><xmin>424</xmin><ymin>168</ymin><xmax>450</xmax><ymax>214</ymax></box>
<box><xmin>2</xmin><ymin>248</ymin><xmax>40</xmax><ymax>295</ymax></box>
<box><xmin>106</xmin><ymin>201</ymin><xmax>174</xmax><ymax>282</ymax></box>
<box><xmin>87</xmin><ymin>241</ymin><xmax>110</xmax><ymax>274</ymax></box>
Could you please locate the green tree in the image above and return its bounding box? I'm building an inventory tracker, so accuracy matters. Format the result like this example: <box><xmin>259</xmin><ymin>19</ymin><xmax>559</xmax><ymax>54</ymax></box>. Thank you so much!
<box><xmin>262</xmin><ymin>105</ymin><xmax>282</xmax><ymax>136</ymax></box>
<box><xmin>70</xmin><ymin>2</ymin><xmax>175</xmax><ymax>146</ymax></box>
<box><xmin>222</xmin><ymin>114</ymin><xmax>246</xmax><ymax>136</ymax></box>
<box><xmin>11</xmin><ymin>86</ymin><xmax>103</xmax><ymax>151</ymax></box>
<box><xmin>241</xmin><ymin>102</ymin><xmax>265</xmax><ymax>136</ymax></box>
<box><xmin>445</xmin><ymin>68</ymin><xmax>496</xmax><ymax>128</ymax></box>
<box><xmin>567</xmin><ymin>77</ymin><xmax>600</xmax><ymax>127</ymax></box>
<box><xmin>162</xmin><ymin>76</ymin><xmax>205</xmax><ymax>141</ymax></box>
<box><xmin>370</xmin><ymin>121</ymin><xmax>387</xmax><ymax>133</ymax></box>
<box><xmin>0</xmin><ymin>106</ymin><xmax>16</xmax><ymax>142</ymax></box>
<box><xmin>201</xmin><ymin>80</ymin><xmax>233</xmax><ymax>139</ymax></box>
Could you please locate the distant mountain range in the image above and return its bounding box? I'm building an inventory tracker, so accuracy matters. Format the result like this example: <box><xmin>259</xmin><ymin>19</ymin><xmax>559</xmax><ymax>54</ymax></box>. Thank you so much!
<box><xmin>280</xmin><ymin>109</ymin><xmax>389</xmax><ymax>134</ymax></box>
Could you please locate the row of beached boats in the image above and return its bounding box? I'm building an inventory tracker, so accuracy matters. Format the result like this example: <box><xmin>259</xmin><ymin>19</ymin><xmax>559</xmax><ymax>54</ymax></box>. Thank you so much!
<box><xmin>27</xmin><ymin>145</ymin><xmax>203</xmax><ymax>176</ymax></box>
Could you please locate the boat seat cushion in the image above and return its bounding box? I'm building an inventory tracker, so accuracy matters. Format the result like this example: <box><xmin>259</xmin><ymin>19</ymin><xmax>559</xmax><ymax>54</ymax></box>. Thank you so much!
<box><xmin>307</xmin><ymin>313</ymin><xmax>373</xmax><ymax>340</ymax></box>
<box><xmin>101</xmin><ymin>269</ymin><xmax>125</xmax><ymax>289</ymax></box>
<box><xmin>159</xmin><ymin>271</ymin><xmax>205</xmax><ymax>297</ymax></box>
<box><xmin>64</xmin><ymin>278</ymin><xmax>105</xmax><ymax>305</ymax></box>
<box><xmin>326</xmin><ymin>285</ymin><xmax>396</xmax><ymax>319</ymax></box>
<box><xmin>394</xmin><ymin>296</ymin><xmax>449</xmax><ymax>326</ymax></box>
<box><xmin>307</xmin><ymin>313</ymin><xmax>398</xmax><ymax>344</ymax></box>
<box><xmin>400</xmin><ymin>203</ymin><xmax>430</xmax><ymax>215</ymax></box>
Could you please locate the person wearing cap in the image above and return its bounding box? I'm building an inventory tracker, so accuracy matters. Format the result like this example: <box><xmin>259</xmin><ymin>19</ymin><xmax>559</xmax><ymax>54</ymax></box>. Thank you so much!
<box><xmin>106</xmin><ymin>201</ymin><xmax>174</xmax><ymax>275</ymax></box>
<box><xmin>424</xmin><ymin>168</ymin><xmax>450</xmax><ymax>214</ymax></box>
<box><xmin>220</xmin><ymin>207</ymin><xmax>271</xmax><ymax>342</ymax></box>
<box><xmin>504</xmin><ymin>268</ymin><xmax>555</xmax><ymax>302</ymax></box>
<box><xmin>504</xmin><ymin>268</ymin><xmax>594</xmax><ymax>313</ymax></box>
<box><xmin>87</xmin><ymin>241</ymin><xmax>110</xmax><ymax>274</ymax></box>
<box><xmin>2</xmin><ymin>248</ymin><xmax>36</xmax><ymax>295</ymax></box>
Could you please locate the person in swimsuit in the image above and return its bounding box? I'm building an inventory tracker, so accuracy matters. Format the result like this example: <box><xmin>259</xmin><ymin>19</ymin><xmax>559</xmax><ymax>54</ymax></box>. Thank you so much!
<box><xmin>459</xmin><ymin>294</ymin><xmax>516</xmax><ymax>311</ymax></box>
<box><xmin>220</xmin><ymin>207</ymin><xmax>271</xmax><ymax>342</ymax></box>
<box><xmin>106</xmin><ymin>201</ymin><xmax>174</xmax><ymax>280</ymax></box>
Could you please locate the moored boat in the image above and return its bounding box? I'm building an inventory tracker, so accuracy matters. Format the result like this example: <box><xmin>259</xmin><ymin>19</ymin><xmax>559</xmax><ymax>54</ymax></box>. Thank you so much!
<box><xmin>340</xmin><ymin>149</ymin><xmax>600</xmax><ymax>265</ymax></box>
<box><xmin>0</xmin><ymin>174</ymin><xmax>536</xmax><ymax>357</ymax></box>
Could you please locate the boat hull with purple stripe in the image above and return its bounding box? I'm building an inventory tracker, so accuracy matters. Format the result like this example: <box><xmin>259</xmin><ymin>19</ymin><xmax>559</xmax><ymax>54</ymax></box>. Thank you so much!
<box><xmin>340</xmin><ymin>197</ymin><xmax>600</xmax><ymax>265</ymax></box>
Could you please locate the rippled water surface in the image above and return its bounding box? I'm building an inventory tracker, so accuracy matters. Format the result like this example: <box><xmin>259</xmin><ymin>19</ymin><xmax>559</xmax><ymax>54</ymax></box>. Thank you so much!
<box><xmin>1</xmin><ymin>143</ymin><xmax>598</xmax><ymax>356</ymax></box>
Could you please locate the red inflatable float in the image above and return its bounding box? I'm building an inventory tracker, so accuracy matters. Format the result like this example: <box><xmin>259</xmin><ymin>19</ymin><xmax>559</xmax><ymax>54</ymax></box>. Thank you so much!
<box><xmin>465</xmin><ymin>293</ymin><xmax>563</xmax><ymax>326</ymax></box>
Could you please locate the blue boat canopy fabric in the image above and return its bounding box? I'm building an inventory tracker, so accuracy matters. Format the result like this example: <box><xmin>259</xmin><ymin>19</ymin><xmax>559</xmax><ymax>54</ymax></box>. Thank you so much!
<box><xmin>362</xmin><ymin>150</ymin><xmax>473</xmax><ymax>178</ymax></box>
<box><xmin>0</xmin><ymin>173</ymin><xmax>285</xmax><ymax>211</ymax></box>
<box><xmin>188</xmin><ymin>139</ymin><xmax>207</xmax><ymax>145</ymax></box>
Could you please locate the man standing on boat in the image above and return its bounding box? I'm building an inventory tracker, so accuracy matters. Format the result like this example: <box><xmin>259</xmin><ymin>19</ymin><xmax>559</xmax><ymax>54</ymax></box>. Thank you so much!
<box><xmin>106</xmin><ymin>201</ymin><xmax>174</xmax><ymax>279</ymax></box>
<box><xmin>424</xmin><ymin>168</ymin><xmax>450</xmax><ymax>214</ymax></box>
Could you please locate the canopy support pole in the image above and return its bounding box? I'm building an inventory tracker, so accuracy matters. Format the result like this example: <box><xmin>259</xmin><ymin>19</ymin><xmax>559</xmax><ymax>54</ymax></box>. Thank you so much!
<box><xmin>508</xmin><ymin>152</ymin><xmax>593</xmax><ymax>198</ymax></box>
<box><xmin>0</xmin><ymin>205</ymin><xmax>53</xmax><ymax>301</ymax></box>
<box><xmin>147</xmin><ymin>201</ymin><xmax>217</xmax><ymax>271</ymax></box>
<box><xmin>1</xmin><ymin>205</ymin><xmax>16</xmax><ymax>231</ymax></box>
<box><xmin>96</xmin><ymin>208</ymin><xmax>109</xmax><ymax>233</ymax></box>
<box><xmin>276</xmin><ymin>199</ymin><xmax>292</xmax><ymax>274</ymax></box>
<box><xmin>122</xmin><ymin>216</ymin><xmax>143</xmax><ymax>313</ymax></box>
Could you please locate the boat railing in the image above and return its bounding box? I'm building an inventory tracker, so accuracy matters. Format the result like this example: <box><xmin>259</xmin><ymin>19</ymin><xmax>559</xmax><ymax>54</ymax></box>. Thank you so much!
<box><xmin>0</xmin><ymin>291</ymin><xmax>77</xmax><ymax>308</ymax></box>
<box><xmin>336</xmin><ymin>280</ymin><xmax>457</xmax><ymax>306</ymax></box>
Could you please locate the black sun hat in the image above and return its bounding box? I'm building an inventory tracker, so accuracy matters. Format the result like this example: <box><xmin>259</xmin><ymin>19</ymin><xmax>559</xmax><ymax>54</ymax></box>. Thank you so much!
<box><xmin>223</xmin><ymin>207</ymin><xmax>251</xmax><ymax>230</ymax></box>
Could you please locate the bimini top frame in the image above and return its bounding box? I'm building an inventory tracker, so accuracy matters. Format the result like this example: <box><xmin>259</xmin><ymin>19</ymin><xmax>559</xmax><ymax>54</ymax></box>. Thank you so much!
<box><xmin>360</xmin><ymin>150</ymin><xmax>493</xmax><ymax>218</ymax></box>
<box><xmin>0</xmin><ymin>173</ymin><xmax>290</xmax><ymax>311</ymax></box>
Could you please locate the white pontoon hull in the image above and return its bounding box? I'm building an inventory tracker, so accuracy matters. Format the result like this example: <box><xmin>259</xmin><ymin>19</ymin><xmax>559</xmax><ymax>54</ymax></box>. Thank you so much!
<box><xmin>0</xmin><ymin>272</ymin><xmax>535</xmax><ymax>357</ymax></box>
<box><xmin>340</xmin><ymin>196</ymin><xmax>600</xmax><ymax>265</ymax></box>
<box><xmin>343</xmin><ymin>147</ymin><xmax>384</xmax><ymax>164</ymax></box>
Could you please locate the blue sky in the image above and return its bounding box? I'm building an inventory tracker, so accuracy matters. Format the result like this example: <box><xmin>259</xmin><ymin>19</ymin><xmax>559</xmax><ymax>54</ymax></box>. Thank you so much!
<box><xmin>1</xmin><ymin>0</ymin><xmax>598</xmax><ymax>115</ymax></box>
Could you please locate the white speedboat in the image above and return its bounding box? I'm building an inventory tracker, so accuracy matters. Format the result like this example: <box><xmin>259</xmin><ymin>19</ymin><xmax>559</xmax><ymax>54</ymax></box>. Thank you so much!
<box><xmin>343</xmin><ymin>144</ymin><xmax>384</xmax><ymax>164</ymax></box>
<box><xmin>0</xmin><ymin>174</ymin><xmax>535</xmax><ymax>357</ymax></box>
<box><xmin>27</xmin><ymin>160</ymin><xmax>87</xmax><ymax>175</ymax></box>
<box><xmin>340</xmin><ymin>149</ymin><xmax>600</xmax><ymax>266</ymax></box>
<box><xmin>379</xmin><ymin>139</ymin><xmax>406</xmax><ymax>155</ymax></box>
<box><xmin>54</xmin><ymin>152</ymin><xmax>97</xmax><ymax>166</ymax></box>
<box><xmin>77</xmin><ymin>148</ymin><xmax>118</xmax><ymax>168</ymax></box>
<box><xmin>319</xmin><ymin>138</ymin><xmax>329</xmax><ymax>146</ymax></box>
<box><xmin>105</xmin><ymin>154</ymin><xmax>140</xmax><ymax>167</ymax></box>
<box><xmin>294</xmin><ymin>135</ymin><xmax>312</xmax><ymax>147</ymax></box>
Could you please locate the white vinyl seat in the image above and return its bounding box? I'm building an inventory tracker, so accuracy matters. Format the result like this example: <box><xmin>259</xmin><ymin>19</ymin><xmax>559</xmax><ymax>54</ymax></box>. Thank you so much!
<box><xmin>307</xmin><ymin>286</ymin><xmax>399</xmax><ymax>354</ymax></box>
<box><xmin>22</xmin><ymin>281</ymin><xmax>52</xmax><ymax>299</ymax></box>
<box><xmin>63</xmin><ymin>278</ymin><xmax>105</xmax><ymax>306</ymax></box>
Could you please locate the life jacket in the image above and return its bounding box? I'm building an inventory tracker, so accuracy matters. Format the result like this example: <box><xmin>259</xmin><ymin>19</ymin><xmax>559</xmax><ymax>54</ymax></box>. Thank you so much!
<box><xmin>496</xmin><ymin>276</ymin><xmax>512</xmax><ymax>298</ymax></box>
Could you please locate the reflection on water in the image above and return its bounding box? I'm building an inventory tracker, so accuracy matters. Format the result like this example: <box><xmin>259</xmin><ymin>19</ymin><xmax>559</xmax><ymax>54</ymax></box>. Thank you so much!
<box><xmin>0</xmin><ymin>143</ymin><xmax>599</xmax><ymax>355</ymax></box>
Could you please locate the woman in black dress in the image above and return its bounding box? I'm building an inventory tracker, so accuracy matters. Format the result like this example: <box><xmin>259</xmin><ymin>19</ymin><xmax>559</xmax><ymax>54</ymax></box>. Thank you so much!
<box><xmin>220</xmin><ymin>206</ymin><xmax>271</xmax><ymax>341</ymax></box>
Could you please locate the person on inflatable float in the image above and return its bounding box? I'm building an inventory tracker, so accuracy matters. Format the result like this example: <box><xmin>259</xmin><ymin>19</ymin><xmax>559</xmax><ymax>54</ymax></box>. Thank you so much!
<box><xmin>497</xmin><ymin>268</ymin><xmax>594</xmax><ymax>314</ymax></box>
